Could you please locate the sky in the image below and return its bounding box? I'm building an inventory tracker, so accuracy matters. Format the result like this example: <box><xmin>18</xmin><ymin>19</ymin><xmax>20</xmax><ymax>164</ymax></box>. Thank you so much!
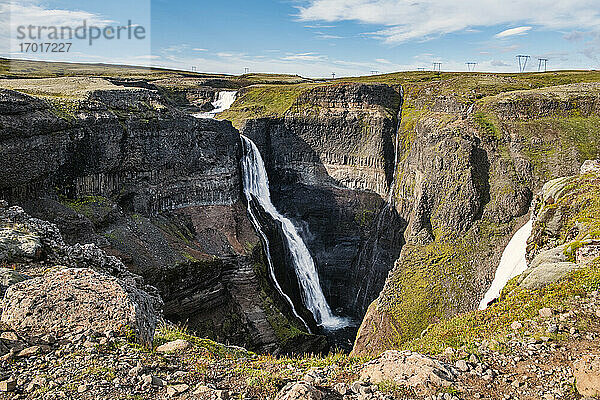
<box><xmin>2</xmin><ymin>0</ymin><xmax>600</xmax><ymax>77</ymax></box>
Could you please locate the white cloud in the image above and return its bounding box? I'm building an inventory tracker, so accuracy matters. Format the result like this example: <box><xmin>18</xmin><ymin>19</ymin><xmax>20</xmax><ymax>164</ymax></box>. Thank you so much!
<box><xmin>563</xmin><ymin>31</ymin><xmax>588</xmax><ymax>41</ymax></box>
<box><xmin>217</xmin><ymin>52</ymin><xmax>245</xmax><ymax>58</ymax></box>
<box><xmin>1</xmin><ymin>1</ymin><xmax>113</xmax><ymax>45</ymax></box>
<box><xmin>316</xmin><ymin>33</ymin><xmax>344</xmax><ymax>39</ymax></box>
<box><xmin>1</xmin><ymin>0</ymin><xmax>151</xmax><ymax>64</ymax></box>
<box><xmin>162</xmin><ymin>44</ymin><xmax>191</xmax><ymax>53</ymax></box>
<box><xmin>282</xmin><ymin>52</ymin><xmax>327</xmax><ymax>61</ymax></box>
<box><xmin>304</xmin><ymin>25</ymin><xmax>336</xmax><ymax>28</ymax></box>
<box><xmin>298</xmin><ymin>0</ymin><xmax>600</xmax><ymax>43</ymax></box>
<box><xmin>495</xmin><ymin>26</ymin><xmax>531</xmax><ymax>38</ymax></box>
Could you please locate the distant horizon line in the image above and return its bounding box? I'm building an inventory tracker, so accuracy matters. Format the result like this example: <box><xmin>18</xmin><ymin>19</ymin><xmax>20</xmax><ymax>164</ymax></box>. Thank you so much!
<box><xmin>1</xmin><ymin>57</ymin><xmax>598</xmax><ymax>79</ymax></box>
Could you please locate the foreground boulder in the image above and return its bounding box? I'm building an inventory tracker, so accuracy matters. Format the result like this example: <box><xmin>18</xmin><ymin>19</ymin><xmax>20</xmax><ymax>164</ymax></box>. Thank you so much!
<box><xmin>574</xmin><ymin>355</ymin><xmax>600</xmax><ymax>397</ymax></box>
<box><xmin>155</xmin><ymin>339</ymin><xmax>190</xmax><ymax>353</ymax></box>
<box><xmin>359</xmin><ymin>350</ymin><xmax>456</xmax><ymax>393</ymax></box>
<box><xmin>275</xmin><ymin>382</ymin><xmax>323</xmax><ymax>400</ymax></box>
<box><xmin>1</xmin><ymin>268</ymin><xmax>158</xmax><ymax>345</ymax></box>
<box><xmin>0</xmin><ymin>201</ymin><xmax>162</xmax><ymax>307</ymax></box>
<box><xmin>580</xmin><ymin>159</ymin><xmax>600</xmax><ymax>174</ymax></box>
<box><xmin>0</xmin><ymin>203</ymin><xmax>156</xmax><ymax>292</ymax></box>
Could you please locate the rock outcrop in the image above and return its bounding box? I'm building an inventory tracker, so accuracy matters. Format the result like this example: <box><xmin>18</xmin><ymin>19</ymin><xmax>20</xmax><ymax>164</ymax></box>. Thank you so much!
<box><xmin>2</xmin><ymin>268</ymin><xmax>158</xmax><ymax>345</ymax></box>
<box><xmin>512</xmin><ymin>162</ymin><xmax>600</xmax><ymax>290</ymax></box>
<box><xmin>0</xmin><ymin>201</ymin><xmax>158</xmax><ymax>296</ymax></box>
<box><xmin>0</xmin><ymin>227</ymin><xmax>41</xmax><ymax>262</ymax></box>
<box><xmin>359</xmin><ymin>350</ymin><xmax>457</xmax><ymax>393</ymax></box>
<box><xmin>574</xmin><ymin>354</ymin><xmax>600</xmax><ymax>397</ymax></box>
<box><xmin>0</xmin><ymin>201</ymin><xmax>161</xmax><ymax>344</ymax></box>
<box><xmin>518</xmin><ymin>245</ymin><xmax>579</xmax><ymax>289</ymax></box>
<box><xmin>275</xmin><ymin>382</ymin><xmax>323</xmax><ymax>400</ymax></box>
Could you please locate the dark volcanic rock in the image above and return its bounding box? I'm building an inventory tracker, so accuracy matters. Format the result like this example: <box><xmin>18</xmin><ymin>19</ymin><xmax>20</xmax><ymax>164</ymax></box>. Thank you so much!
<box><xmin>0</xmin><ymin>87</ymin><xmax>241</xmax><ymax>214</ymax></box>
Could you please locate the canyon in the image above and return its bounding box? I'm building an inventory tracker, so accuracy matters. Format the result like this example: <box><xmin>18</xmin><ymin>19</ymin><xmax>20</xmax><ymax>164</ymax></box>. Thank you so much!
<box><xmin>1</xmin><ymin>61</ymin><xmax>600</xmax><ymax>360</ymax></box>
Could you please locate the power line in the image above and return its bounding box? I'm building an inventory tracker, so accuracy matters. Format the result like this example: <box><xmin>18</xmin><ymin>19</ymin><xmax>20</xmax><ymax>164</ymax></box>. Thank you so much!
<box><xmin>466</xmin><ymin>62</ymin><xmax>477</xmax><ymax>72</ymax></box>
<box><xmin>331</xmin><ymin>72</ymin><xmax>336</xmax><ymax>79</ymax></box>
<box><xmin>370</xmin><ymin>70</ymin><xmax>379</xmax><ymax>75</ymax></box>
<box><xmin>433</xmin><ymin>62</ymin><xmax>442</xmax><ymax>74</ymax></box>
<box><xmin>516</xmin><ymin>55</ymin><xmax>530</xmax><ymax>73</ymax></box>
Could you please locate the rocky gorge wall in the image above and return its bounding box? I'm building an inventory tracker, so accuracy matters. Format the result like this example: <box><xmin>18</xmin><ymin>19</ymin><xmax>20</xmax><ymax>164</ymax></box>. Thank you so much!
<box><xmin>352</xmin><ymin>80</ymin><xmax>600</xmax><ymax>356</ymax></box>
<box><xmin>0</xmin><ymin>87</ymin><xmax>241</xmax><ymax>213</ymax></box>
<box><xmin>0</xmin><ymin>80</ymin><xmax>323</xmax><ymax>354</ymax></box>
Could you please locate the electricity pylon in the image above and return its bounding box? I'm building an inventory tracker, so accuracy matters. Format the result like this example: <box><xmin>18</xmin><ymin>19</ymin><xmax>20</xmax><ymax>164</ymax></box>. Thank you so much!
<box><xmin>516</xmin><ymin>55</ymin><xmax>530</xmax><ymax>73</ymax></box>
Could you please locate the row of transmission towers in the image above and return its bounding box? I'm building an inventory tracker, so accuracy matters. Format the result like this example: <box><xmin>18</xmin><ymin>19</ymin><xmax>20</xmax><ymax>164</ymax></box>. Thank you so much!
<box><xmin>516</xmin><ymin>55</ymin><xmax>548</xmax><ymax>72</ymax></box>
<box><xmin>236</xmin><ymin>56</ymin><xmax>550</xmax><ymax>79</ymax></box>
<box><xmin>415</xmin><ymin>63</ymin><xmax>443</xmax><ymax>73</ymax></box>
<box><xmin>412</xmin><ymin>56</ymin><xmax>549</xmax><ymax>74</ymax></box>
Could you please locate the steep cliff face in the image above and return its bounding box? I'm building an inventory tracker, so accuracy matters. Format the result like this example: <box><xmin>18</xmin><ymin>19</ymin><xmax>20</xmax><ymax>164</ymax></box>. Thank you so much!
<box><xmin>353</xmin><ymin>80</ymin><xmax>600</xmax><ymax>356</ymax></box>
<box><xmin>398</xmin><ymin>164</ymin><xmax>600</xmax><ymax>357</ymax></box>
<box><xmin>240</xmin><ymin>83</ymin><xmax>405</xmax><ymax>317</ymax></box>
<box><xmin>0</xmin><ymin>80</ymin><xmax>322</xmax><ymax>353</ymax></box>
<box><xmin>0</xmin><ymin>84</ymin><xmax>241</xmax><ymax>211</ymax></box>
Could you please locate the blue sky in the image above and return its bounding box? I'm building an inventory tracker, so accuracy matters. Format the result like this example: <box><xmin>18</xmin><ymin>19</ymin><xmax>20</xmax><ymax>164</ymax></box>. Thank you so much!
<box><xmin>3</xmin><ymin>0</ymin><xmax>600</xmax><ymax>77</ymax></box>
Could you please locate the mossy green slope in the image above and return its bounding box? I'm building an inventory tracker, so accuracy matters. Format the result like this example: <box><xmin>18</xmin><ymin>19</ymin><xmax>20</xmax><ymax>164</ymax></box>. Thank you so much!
<box><xmin>217</xmin><ymin>84</ymin><xmax>319</xmax><ymax>129</ymax></box>
<box><xmin>354</xmin><ymin>79</ymin><xmax>600</xmax><ymax>357</ymax></box>
<box><xmin>404</xmin><ymin>172</ymin><xmax>600</xmax><ymax>355</ymax></box>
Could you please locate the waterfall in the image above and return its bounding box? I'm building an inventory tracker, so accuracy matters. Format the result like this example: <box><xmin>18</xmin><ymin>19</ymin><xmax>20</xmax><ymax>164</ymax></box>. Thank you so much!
<box><xmin>240</xmin><ymin>135</ymin><xmax>349</xmax><ymax>330</ymax></box>
<box><xmin>479</xmin><ymin>219</ymin><xmax>533</xmax><ymax>310</ymax></box>
<box><xmin>195</xmin><ymin>91</ymin><xmax>237</xmax><ymax>119</ymax></box>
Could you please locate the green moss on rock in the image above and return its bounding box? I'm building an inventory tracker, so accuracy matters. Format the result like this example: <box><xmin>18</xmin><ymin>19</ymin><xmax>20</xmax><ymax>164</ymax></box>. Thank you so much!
<box><xmin>377</xmin><ymin>221</ymin><xmax>510</xmax><ymax>349</ymax></box>
<box><xmin>403</xmin><ymin>257</ymin><xmax>600</xmax><ymax>355</ymax></box>
<box><xmin>218</xmin><ymin>84</ymin><xmax>315</xmax><ymax>128</ymax></box>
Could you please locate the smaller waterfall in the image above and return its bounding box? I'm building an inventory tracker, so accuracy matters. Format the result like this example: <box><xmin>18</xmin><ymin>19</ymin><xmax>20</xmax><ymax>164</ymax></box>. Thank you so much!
<box><xmin>195</xmin><ymin>91</ymin><xmax>237</xmax><ymax>119</ymax></box>
<box><xmin>240</xmin><ymin>135</ymin><xmax>349</xmax><ymax>330</ymax></box>
<box><xmin>479</xmin><ymin>219</ymin><xmax>533</xmax><ymax>310</ymax></box>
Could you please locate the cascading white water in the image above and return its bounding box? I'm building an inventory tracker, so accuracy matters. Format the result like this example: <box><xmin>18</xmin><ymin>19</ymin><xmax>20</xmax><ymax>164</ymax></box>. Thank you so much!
<box><xmin>240</xmin><ymin>135</ymin><xmax>350</xmax><ymax>330</ymax></box>
<box><xmin>479</xmin><ymin>219</ymin><xmax>533</xmax><ymax>310</ymax></box>
<box><xmin>195</xmin><ymin>91</ymin><xmax>237</xmax><ymax>119</ymax></box>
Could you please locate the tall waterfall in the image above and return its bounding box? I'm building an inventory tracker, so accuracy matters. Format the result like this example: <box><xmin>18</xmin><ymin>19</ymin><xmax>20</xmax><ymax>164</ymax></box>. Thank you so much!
<box><xmin>240</xmin><ymin>135</ymin><xmax>349</xmax><ymax>330</ymax></box>
<box><xmin>195</xmin><ymin>91</ymin><xmax>237</xmax><ymax>119</ymax></box>
<box><xmin>479</xmin><ymin>219</ymin><xmax>533</xmax><ymax>310</ymax></box>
